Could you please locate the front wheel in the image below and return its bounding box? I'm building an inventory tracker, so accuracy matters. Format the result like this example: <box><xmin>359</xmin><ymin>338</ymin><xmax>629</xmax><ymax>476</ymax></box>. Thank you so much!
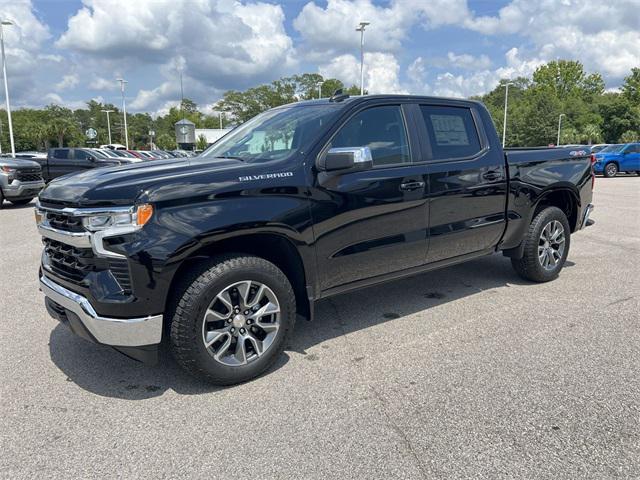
<box><xmin>603</xmin><ymin>162</ymin><xmax>618</xmax><ymax>177</ymax></box>
<box><xmin>170</xmin><ymin>255</ymin><xmax>296</xmax><ymax>385</ymax></box>
<box><xmin>511</xmin><ymin>206</ymin><xmax>571</xmax><ymax>282</ymax></box>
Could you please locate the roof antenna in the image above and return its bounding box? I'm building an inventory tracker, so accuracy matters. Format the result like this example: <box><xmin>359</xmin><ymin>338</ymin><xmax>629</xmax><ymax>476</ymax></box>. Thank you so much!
<box><xmin>329</xmin><ymin>89</ymin><xmax>349</xmax><ymax>102</ymax></box>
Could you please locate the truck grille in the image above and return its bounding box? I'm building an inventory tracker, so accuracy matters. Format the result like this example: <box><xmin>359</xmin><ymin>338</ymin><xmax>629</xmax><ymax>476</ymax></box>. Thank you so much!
<box><xmin>17</xmin><ymin>170</ymin><xmax>42</xmax><ymax>182</ymax></box>
<box><xmin>46</xmin><ymin>212</ymin><xmax>85</xmax><ymax>232</ymax></box>
<box><xmin>43</xmin><ymin>238</ymin><xmax>132</xmax><ymax>294</ymax></box>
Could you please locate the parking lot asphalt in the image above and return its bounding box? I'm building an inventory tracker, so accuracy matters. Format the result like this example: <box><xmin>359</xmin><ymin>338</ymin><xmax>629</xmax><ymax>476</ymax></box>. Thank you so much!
<box><xmin>1</xmin><ymin>177</ymin><xmax>639</xmax><ymax>479</ymax></box>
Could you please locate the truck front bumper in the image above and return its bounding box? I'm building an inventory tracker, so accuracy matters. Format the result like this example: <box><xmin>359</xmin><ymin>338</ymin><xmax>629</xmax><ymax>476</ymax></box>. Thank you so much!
<box><xmin>3</xmin><ymin>180</ymin><xmax>45</xmax><ymax>199</ymax></box>
<box><xmin>40</xmin><ymin>275</ymin><xmax>163</xmax><ymax>362</ymax></box>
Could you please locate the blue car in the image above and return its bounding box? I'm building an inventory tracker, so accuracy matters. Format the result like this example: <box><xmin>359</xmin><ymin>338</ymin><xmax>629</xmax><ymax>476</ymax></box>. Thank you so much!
<box><xmin>593</xmin><ymin>143</ymin><xmax>640</xmax><ymax>177</ymax></box>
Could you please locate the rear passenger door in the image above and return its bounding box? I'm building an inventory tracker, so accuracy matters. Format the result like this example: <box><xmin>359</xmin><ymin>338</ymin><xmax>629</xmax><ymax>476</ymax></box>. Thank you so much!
<box><xmin>311</xmin><ymin>103</ymin><xmax>429</xmax><ymax>292</ymax></box>
<box><xmin>47</xmin><ymin>148</ymin><xmax>74</xmax><ymax>180</ymax></box>
<box><xmin>417</xmin><ymin>104</ymin><xmax>508</xmax><ymax>263</ymax></box>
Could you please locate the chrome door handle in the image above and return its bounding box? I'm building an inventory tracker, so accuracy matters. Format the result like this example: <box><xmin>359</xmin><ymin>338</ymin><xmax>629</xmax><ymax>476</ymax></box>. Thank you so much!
<box><xmin>399</xmin><ymin>181</ymin><xmax>425</xmax><ymax>191</ymax></box>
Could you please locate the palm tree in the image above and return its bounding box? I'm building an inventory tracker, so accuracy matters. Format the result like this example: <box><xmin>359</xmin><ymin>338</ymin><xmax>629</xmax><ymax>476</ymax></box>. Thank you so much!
<box><xmin>581</xmin><ymin>124</ymin><xmax>601</xmax><ymax>145</ymax></box>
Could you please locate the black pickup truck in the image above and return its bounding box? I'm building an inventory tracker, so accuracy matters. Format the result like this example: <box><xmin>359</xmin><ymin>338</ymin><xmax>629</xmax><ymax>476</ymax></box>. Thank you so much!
<box><xmin>36</xmin><ymin>94</ymin><xmax>594</xmax><ymax>384</ymax></box>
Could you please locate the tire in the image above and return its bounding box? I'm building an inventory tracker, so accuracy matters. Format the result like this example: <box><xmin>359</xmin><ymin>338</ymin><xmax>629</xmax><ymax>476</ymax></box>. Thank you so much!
<box><xmin>511</xmin><ymin>206</ymin><xmax>571</xmax><ymax>282</ymax></box>
<box><xmin>603</xmin><ymin>162</ymin><xmax>618</xmax><ymax>177</ymax></box>
<box><xmin>0</xmin><ymin>189</ymin><xmax>4</xmax><ymax>210</ymax></box>
<box><xmin>9</xmin><ymin>197</ymin><xmax>34</xmax><ymax>206</ymax></box>
<box><xmin>170</xmin><ymin>255</ymin><xmax>296</xmax><ymax>385</ymax></box>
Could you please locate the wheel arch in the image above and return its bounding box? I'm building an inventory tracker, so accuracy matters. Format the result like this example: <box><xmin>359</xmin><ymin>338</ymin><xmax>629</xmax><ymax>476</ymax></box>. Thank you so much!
<box><xmin>533</xmin><ymin>187</ymin><xmax>580</xmax><ymax>232</ymax></box>
<box><xmin>165</xmin><ymin>232</ymin><xmax>312</xmax><ymax>325</ymax></box>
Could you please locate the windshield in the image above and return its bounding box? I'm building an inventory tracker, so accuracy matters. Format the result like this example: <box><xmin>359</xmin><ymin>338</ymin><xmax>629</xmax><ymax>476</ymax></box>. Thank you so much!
<box><xmin>600</xmin><ymin>144</ymin><xmax>624</xmax><ymax>153</ymax></box>
<box><xmin>200</xmin><ymin>105</ymin><xmax>339</xmax><ymax>163</ymax></box>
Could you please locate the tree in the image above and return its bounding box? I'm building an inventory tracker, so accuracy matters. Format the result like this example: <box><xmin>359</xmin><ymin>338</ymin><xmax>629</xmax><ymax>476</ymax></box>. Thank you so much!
<box><xmin>45</xmin><ymin>105</ymin><xmax>80</xmax><ymax>147</ymax></box>
<box><xmin>621</xmin><ymin>67</ymin><xmax>640</xmax><ymax>104</ymax></box>
<box><xmin>619</xmin><ymin>130</ymin><xmax>639</xmax><ymax>143</ymax></box>
<box><xmin>581</xmin><ymin>124</ymin><xmax>601</xmax><ymax>145</ymax></box>
<box><xmin>156</xmin><ymin>133</ymin><xmax>175</xmax><ymax>150</ymax></box>
<box><xmin>532</xmin><ymin>60</ymin><xmax>604</xmax><ymax>100</ymax></box>
<box><xmin>196</xmin><ymin>134</ymin><xmax>208</xmax><ymax>150</ymax></box>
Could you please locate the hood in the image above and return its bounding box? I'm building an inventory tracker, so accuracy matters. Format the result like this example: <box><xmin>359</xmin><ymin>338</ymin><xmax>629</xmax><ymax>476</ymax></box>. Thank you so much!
<box><xmin>39</xmin><ymin>157</ymin><xmax>246</xmax><ymax>207</ymax></box>
<box><xmin>0</xmin><ymin>158</ymin><xmax>42</xmax><ymax>170</ymax></box>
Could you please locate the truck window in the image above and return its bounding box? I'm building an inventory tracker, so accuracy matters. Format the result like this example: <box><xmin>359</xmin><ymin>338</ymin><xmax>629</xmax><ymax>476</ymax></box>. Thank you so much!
<box><xmin>75</xmin><ymin>150</ymin><xmax>90</xmax><ymax>160</ymax></box>
<box><xmin>52</xmin><ymin>149</ymin><xmax>70</xmax><ymax>159</ymax></box>
<box><xmin>331</xmin><ymin>106</ymin><xmax>410</xmax><ymax>167</ymax></box>
<box><xmin>420</xmin><ymin>106</ymin><xmax>481</xmax><ymax>160</ymax></box>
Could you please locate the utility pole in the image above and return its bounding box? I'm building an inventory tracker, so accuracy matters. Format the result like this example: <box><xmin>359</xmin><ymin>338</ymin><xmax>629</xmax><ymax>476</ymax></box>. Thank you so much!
<box><xmin>502</xmin><ymin>82</ymin><xmax>513</xmax><ymax>148</ymax></box>
<box><xmin>219</xmin><ymin>112</ymin><xmax>223</xmax><ymax>129</ymax></box>
<box><xmin>557</xmin><ymin>113</ymin><xmax>565</xmax><ymax>146</ymax></box>
<box><xmin>356</xmin><ymin>22</ymin><xmax>370</xmax><ymax>96</ymax></box>
<box><xmin>1</xmin><ymin>20</ymin><xmax>15</xmax><ymax>157</ymax></box>
<box><xmin>179</xmin><ymin>70</ymin><xmax>185</xmax><ymax>122</ymax></box>
<box><xmin>117</xmin><ymin>78</ymin><xmax>129</xmax><ymax>149</ymax></box>
<box><xmin>316</xmin><ymin>81</ymin><xmax>323</xmax><ymax>99</ymax></box>
<box><xmin>101</xmin><ymin>109</ymin><xmax>114</xmax><ymax>144</ymax></box>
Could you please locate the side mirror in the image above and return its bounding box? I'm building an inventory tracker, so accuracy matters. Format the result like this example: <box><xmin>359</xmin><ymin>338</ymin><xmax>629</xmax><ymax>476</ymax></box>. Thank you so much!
<box><xmin>317</xmin><ymin>147</ymin><xmax>373</xmax><ymax>172</ymax></box>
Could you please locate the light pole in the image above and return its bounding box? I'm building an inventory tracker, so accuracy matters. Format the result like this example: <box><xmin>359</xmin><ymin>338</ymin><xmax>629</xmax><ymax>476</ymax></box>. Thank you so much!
<box><xmin>1</xmin><ymin>20</ymin><xmax>15</xmax><ymax>157</ymax></box>
<box><xmin>557</xmin><ymin>113</ymin><xmax>565</xmax><ymax>146</ymax></box>
<box><xmin>219</xmin><ymin>112</ymin><xmax>223</xmax><ymax>129</ymax></box>
<box><xmin>316</xmin><ymin>81</ymin><xmax>323</xmax><ymax>99</ymax></box>
<box><xmin>356</xmin><ymin>21</ymin><xmax>370</xmax><ymax>96</ymax></box>
<box><xmin>117</xmin><ymin>78</ymin><xmax>129</xmax><ymax>149</ymax></box>
<box><xmin>502</xmin><ymin>82</ymin><xmax>513</xmax><ymax>148</ymax></box>
<box><xmin>101</xmin><ymin>109</ymin><xmax>114</xmax><ymax>144</ymax></box>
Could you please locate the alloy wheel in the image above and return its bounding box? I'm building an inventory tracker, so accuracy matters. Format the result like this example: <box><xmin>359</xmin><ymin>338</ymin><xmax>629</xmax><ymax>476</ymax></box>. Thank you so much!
<box><xmin>202</xmin><ymin>280</ymin><xmax>280</xmax><ymax>366</ymax></box>
<box><xmin>538</xmin><ymin>220</ymin><xmax>565</xmax><ymax>271</ymax></box>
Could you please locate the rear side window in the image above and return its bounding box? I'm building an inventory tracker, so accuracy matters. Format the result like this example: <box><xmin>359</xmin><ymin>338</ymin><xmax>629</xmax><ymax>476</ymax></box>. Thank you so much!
<box><xmin>331</xmin><ymin>105</ymin><xmax>410</xmax><ymax>167</ymax></box>
<box><xmin>75</xmin><ymin>150</ymin><xmax>90</xmax><ymax>160</ymax></box>
<box><xmin>52</xmin><ymin>149</ymin><xmax>69</xmax><ymax>159</ymax></box>
<box><xmin>420</xmin><ymin>106</ymin><xmax>482</xmax><ymax>160</ymax></box>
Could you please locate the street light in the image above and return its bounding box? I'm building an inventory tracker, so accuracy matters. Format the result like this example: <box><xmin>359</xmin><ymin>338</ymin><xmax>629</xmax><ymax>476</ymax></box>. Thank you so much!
<box><xmin>316</xmin><ymin>81</ymin><xmax>323</xmax><ymax>99</ymax></box>
<box><xmin>356</xmin><ymin>21</ymin><xmax>370</xmax><ymax>96</ymax></box>
<box><xmin>502</xmin><ymin>82</ymin><xmax>514</xmax><ymax>148</ymax></box>
<box><xmin>557</xmin><ymin>113</ymin><xmax>565</xmax><ymax>146</ymax></box>
<box><xmin>117</xmin><ymin>78</ymin><xmax>129</xmax><ymax>149</ymax></box>
<box><xmin>101</xmin><ymin>109</ymin><xmax>114</xmax><ymax>144</ymax></box>
<box><xmin>1</xmin><ymin>20</ymin><xmax>15</xmax><ymax>157</ymax></box>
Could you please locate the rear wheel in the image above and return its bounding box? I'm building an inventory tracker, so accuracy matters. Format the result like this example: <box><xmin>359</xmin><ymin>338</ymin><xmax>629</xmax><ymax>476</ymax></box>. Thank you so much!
<box><xmin>0</xmin><ymin>189</ymin><xmax>4</xmax><ymax>209</ymax></box>
<box><xmin>603</xmin><ymin>162</ymin><xmax>618</xmax><ymax>177</ymax></box>
<box><xmin>170</xmin><ymin>255</ymin><xmax>296</xmax><ymax>385</ymax></box>
<box><xmin>511</xmin><ymin>206</ymin><xmax>570</xmax><ymax>282</ymax></box>
<box><xmin>9</xmin><ymin>198</ymin><xmax>34</xmax><ymax>206</ymax></box>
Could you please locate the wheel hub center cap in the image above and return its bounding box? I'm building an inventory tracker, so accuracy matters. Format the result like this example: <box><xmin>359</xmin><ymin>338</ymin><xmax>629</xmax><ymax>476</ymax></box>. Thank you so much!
<box><xmin>232</xmin><ymin>314</ymin><xmax>246</xmax><ymax>328</ymax></box>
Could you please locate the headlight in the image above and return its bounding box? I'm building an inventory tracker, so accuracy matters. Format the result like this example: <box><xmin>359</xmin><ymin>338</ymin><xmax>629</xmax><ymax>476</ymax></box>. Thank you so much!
<box><xmin>82</xmin><ymin>204</ymin><xmax>154</xmax><ymax>231</ymax></box>
<box><xmin>1</xmin><ymin>165</ymin><xmax>16</xmax><ymax>182</ymax></box>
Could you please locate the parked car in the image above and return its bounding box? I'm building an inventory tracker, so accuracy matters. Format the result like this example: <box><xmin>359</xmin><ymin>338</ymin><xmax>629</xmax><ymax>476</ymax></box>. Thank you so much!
<box><xmin>593</xmin><ymin>143</ymin><xmax>640</xmax><ymax>177</ymax></box>
<box><xmin>0</xmin><ymin>157</ymin><xmax>44</xmax><ymax>208</ymax></box>
<box><xmin>100</xmin><ymin>143</ymin><xmax>127</xmax><ymax>150</ymax></box>
<box><xmin>36</xmin><ymin>148</ymin><xmax>123</xmax><ymax>182</ymax></box>
<box><xmin>36</xmin><ymin>94</ymin><xmax>594</xmax><ymax>384</ymax></box>
<box><xmin>590</xmin><ymin>144</ymin><xmax>609</xmax><ymax>154</ymax></box>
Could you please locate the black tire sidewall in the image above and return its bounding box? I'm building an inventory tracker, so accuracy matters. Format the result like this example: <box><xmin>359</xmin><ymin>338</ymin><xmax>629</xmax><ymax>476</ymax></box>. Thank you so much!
<box><xmin>525</xmin><ymin>207</ymin><xmax>571</xmax><ymax>281</ymax></box>
<box><xmin>171</xmin><ymin>257</ymin><xmax>296</xmax><ymax>384</ymax></box>
<box><xmin>9</xmin><ymin>198</ymin><xmax>34</xmax><ymax>206</ymax></box>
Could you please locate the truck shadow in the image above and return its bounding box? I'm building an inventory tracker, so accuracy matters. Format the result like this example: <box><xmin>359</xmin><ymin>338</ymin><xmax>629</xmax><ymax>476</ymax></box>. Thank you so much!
<box><xmin>49</xmin><ymin>254</ymin><xmax>556</xmax><ymax>400</ymax></box>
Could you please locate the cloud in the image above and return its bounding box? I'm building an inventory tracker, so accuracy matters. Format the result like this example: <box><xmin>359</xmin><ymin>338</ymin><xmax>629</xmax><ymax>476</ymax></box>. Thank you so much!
<box><xmin>447</xmin><ymin>52</ymin><xmax>492</xmax><ymax>71</ymax></box>
<box><xmin>464</xmin><ymin>0</ymin><xmax>640</xmax><ymax>79</ymax></box>
<box><xmin>57</xmin><ymin>0</ymin><xmax>296</xmax><ymax>90</ymax></box>
<box><xmin>88</xmin><ymin>76</ymin><xmax>118</xmax><ymax>91</ymax></box>
<box><xmin>319</xmin><ymin>52</ymin><xmax>406</xmax><ymax>94</ymax></box>
<box><xmin>55</xmin><ymin>74</ymin><xmax>79</xmax><ymax>91</ymax></box>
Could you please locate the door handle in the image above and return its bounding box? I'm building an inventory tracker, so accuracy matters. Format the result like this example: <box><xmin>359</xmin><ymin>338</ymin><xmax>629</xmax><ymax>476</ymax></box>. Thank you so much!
<box><xmin>482</xmin><ymin>171</ymin><xmax>502</xmax><ymax>181</ymax></box>
<box><xmin>399</xmin><ymin>181</ymin><xmax>425</xmax><ymax>191</ymax></box>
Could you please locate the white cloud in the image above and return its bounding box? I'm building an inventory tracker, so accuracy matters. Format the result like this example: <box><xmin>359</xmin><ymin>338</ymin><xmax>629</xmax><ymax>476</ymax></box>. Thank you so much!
<box><xmin>319</xmin><ymin>52</ymin><xmax>406</xmax><ymax>94</ymax></box>
<box><xmin>464</xmin><ymin>0</ymin><xmax>640</xmax><ymax>79</ymax></box>
<box><xmin>88</xmin><ymin>76</ymin><xmax>118</xmax><ymax>91</ymax></box>
<box><xmin>57</xmin><ymin>0</ymin><xmax>295</xmax><ymax>89</ymax></box>
<box><xmin>447</xmin><ymin>52</ymin><xmax>492</xmax><ymax>71</ymax></box>
<box><xmin>55</xmin><ymin>74</ymin><xmax>79</xmax><ymax>91</ymax></box>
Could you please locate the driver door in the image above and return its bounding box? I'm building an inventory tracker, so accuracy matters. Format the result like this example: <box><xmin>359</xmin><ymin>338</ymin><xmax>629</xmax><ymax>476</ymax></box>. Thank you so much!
<box><xmin>310</xmin><ymin>103</ymin><xmax>429</xmax><ymax>293</ymax></box>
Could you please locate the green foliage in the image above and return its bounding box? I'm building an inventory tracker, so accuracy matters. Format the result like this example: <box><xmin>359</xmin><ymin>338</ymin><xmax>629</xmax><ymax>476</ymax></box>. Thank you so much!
<box><xmin>479</xmin><ymin>60</ymin><xmax>639</xmax><ymax>147</ymax></box>
<box><xmin>619</xmin><ymin>130</ymin><xmax>639</xmax><ymax>143</ymax></box>
<box><xmin>196</xmin><ymin>134</ymin><xmax>208</xmax><ymax>151</ymax></box>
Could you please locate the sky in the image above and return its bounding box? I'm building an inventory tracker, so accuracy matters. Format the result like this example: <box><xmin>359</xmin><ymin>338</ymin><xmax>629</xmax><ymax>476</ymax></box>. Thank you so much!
<box><xmin>2</xmin><ymin>0</ymin><xmax>639</xmax><ymax>116</ymax></box>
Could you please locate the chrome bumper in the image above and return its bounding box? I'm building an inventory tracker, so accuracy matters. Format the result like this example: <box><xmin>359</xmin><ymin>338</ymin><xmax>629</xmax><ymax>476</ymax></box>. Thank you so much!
<box><xmin>40</xmin><ymin>275</ymin><xmax>163</xmax><ymax>347</ymax></box>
